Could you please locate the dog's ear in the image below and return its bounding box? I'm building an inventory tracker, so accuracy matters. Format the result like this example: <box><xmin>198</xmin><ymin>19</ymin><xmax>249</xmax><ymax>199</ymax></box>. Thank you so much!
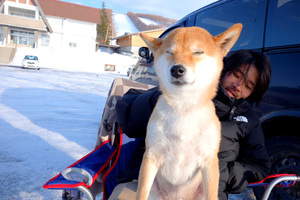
<box><xmin>214</xmin><ymin>23</ymin><xmax>243</xmax><ymax>57</ymax></box>
<box><xmin>139</xmin><ymin>33</ymin><xmax>163</xmax><ymax>53</ymax></box>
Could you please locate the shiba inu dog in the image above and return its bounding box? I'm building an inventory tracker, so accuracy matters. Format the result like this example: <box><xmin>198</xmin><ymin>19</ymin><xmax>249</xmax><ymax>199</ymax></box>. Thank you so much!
<box><xmin>137</xmin><ymin>24</ymin><xmax>242</xmax><ymax>200</ymax></box>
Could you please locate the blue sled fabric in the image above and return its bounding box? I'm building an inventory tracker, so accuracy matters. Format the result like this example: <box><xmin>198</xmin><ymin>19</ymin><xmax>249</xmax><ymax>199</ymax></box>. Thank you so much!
<box><xmin>43</xmin><ymin>128</ymin><xmax>145</xmax><ymax>200</ymax></box>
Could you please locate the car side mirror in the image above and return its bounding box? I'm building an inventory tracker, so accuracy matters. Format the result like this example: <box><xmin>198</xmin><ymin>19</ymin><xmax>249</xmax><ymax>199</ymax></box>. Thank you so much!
<box><xmin>139</xmin><ymin>47</ymin><xmax>153</xmax><ymax>63</ymax></box>
<box><xmin>139</xmin><ymin>47</ymin><xmax>149</xmax><ymax>58</ymax></box>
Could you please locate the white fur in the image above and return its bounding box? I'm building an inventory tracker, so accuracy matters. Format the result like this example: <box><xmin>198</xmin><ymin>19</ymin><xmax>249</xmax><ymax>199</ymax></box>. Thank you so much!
<box><xmin>143</xmin><ymin>52</ymin><xmax>221</xmax><ymax>199</ymax></box>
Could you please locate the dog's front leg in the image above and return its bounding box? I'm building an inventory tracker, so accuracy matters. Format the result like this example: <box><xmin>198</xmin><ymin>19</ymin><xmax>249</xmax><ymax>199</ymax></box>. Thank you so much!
<box><xmin>136</xmin><ymin>151</ymin><xmax>159</xmax><ymax>200</ymax></box>
<box><xmin>202</xmin><ymin>155</ymin><xmax>220</xmax><ymax>200</ymax></box>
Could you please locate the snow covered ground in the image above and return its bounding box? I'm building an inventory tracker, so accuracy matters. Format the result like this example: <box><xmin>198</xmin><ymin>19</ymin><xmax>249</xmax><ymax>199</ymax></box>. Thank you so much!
<box><xmin>0</xmin><ymin>66</ymin><xmax>256</xmax><ymax>200</ymax></box>
<box><xmin>0</xmin><ymin>66</ymin><xmax>121</xmax><ymax>199</ymax></box>
<box><xmin>10</xmin><ymin>47</ymin><xmax>138</xmax><ymax>75</ymax></box>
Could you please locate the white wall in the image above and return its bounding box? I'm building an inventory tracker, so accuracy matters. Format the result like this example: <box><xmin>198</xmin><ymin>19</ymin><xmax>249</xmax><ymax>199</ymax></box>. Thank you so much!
<box><xmin>45</xmin><ymin>16</ymin><xmax>97</xmax><ymax>52</ymax></box>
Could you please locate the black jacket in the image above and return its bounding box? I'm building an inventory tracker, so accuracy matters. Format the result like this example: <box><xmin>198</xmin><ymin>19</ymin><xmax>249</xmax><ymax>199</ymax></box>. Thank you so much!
<box><xmin>116</xmin><ymin>86</ymin><xmax>270</xmax><ymax>196</ymax></box>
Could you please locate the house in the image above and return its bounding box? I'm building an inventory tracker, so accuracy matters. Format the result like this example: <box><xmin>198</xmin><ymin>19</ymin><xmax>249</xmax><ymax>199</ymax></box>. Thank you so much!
<box><xmin>37</xmin><ymin>0</ymin><xmax>109</xmax><ymax>51</ymax></box>
<box><xmin>0</xmin><ymin>0</ymin><xmax>111</xmax><ymax>60</ymax></box>
<box><xmin>114</xmin><ymin>28</ymin><xmax>166</xmax><ymax>58</ymax></box>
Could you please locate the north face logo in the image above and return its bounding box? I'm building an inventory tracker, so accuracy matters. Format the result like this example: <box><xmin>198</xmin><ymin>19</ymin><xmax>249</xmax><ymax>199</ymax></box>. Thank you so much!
<box><xmin>234</xmin><ymin>116</ymin><xmax>248</xmax><ymax>123</ymax></box>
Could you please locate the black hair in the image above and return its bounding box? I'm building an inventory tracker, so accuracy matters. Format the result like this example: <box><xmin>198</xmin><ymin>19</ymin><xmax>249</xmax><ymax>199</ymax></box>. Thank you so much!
<box><xmin>221</xmin><ymin>49</ymin><xmax>272</xmax><ymax>105</ymax></box>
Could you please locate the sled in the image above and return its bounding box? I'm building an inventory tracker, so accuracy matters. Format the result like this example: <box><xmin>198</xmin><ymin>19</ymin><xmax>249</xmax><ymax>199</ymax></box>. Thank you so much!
<box><xmin>247</xmin><ymin>173</ymin><xmax>299</xmax><ymax>200</ymax></box>
<box><xmin>44</xmin><ymin>124</ymin><xmax>145</xmax><ymax>200</ymax></box>
<box><xmin>43</xmin><ymin>125</ymin><xmax>300</xmax><ymax>200</ymax></box>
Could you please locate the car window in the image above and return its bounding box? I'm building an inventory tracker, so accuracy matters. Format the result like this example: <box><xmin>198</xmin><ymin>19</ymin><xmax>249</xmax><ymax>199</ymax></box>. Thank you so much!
<box><xmin>265</xmin><ymin>0</ymin><xmax>300</xmax><ymax>47</ymax></box>
<box><xmin>267</xmin><ymin>51</ymin><xmax>300</xmax><ymax>89</ymax></box>
<box><xmin>194</xmin><ymin>0</ymin><xmax>267</xmax><ymax>50</ymax></box>
<box><xmin>260</xmin><ymin>50</ymin><xmax>300</xmax><ymax>111</ymax></box>
<box><xmin>130</xmin><ymin>59</ymin><xmax>159</xmax><ymax>86</ymax></box>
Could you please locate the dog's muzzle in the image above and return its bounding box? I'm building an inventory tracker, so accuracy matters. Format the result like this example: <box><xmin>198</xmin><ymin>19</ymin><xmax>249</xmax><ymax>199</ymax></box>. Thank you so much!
<box><xmin>170</xmin><ymin>65</ymin><xmax>185</xmax><ymax>79</ymax></box>
<box><xmin>170</xmin><ymin>65</ymin><xmax>188</xmax><ymax>86</ymax></box>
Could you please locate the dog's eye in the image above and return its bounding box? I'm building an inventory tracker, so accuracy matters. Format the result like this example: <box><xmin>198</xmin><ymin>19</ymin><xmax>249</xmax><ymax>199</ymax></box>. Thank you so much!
<box><xmin>166</xmin><ymin>51</ymin><xmax>173</xmax><ymax>55</ymax></box>
<box><xmin>193</xmin><ymin>50</ymin><xmax>204</xmax><ymax>56</ymax></box>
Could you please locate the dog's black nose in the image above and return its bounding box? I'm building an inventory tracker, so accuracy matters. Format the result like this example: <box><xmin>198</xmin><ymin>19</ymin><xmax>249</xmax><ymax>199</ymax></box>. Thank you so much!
<box><xmin>170</xmin><ymin>65</ymin><xmax>185</xmax><ymax>78</ymax></box>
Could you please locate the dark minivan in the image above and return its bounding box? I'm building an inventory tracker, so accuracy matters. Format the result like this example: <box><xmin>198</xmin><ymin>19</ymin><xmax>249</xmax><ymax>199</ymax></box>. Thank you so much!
<box><xmin>130</xmin><ymin>0</ymin><xmax>300</xmax><ymax>199</ymax></box>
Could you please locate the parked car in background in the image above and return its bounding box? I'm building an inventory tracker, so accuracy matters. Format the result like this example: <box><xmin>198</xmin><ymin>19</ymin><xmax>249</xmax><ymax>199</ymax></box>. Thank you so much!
<box><xmin>22</xmin><ymin>55</ymin><xmax>40</xmax><ymax>70</ymax></box>
<box><xmin>134</xmin><ymin>0</ymin><xmax>300</xmax><ymax>199</ymax></box>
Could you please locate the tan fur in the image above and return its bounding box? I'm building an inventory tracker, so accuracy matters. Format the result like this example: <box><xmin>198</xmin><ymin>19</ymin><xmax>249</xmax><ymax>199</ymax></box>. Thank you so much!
<box><xmin>137</xmin><ymin>24</ymin><xmax>242</xmax><ymax>200</ymax></box>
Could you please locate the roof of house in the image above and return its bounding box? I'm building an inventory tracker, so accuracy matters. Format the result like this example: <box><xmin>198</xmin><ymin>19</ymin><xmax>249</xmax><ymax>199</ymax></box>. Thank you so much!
<box><xmin>38</xmin><ymin>0</ymin><xmax>106</xmax><ymax>24</ymax></box>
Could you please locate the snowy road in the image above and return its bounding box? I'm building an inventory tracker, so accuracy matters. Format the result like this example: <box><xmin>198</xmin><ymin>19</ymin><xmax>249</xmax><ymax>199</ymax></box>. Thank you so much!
<box><xmin>0</xmin><ymin>66</ymin><xmax>255</xmax><ymax>200</ymax></box>
<box><xmin>0</xmin><ymin>66</ymin><xmax>120</xmax><ymax>199</ymax></box>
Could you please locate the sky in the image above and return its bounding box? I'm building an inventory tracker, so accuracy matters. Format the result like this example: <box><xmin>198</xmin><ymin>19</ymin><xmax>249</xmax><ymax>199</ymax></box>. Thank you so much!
<box><xmin>59</xmin><ymin>0</ymin><xmax>218</xmax><ymax>20</ymax></box>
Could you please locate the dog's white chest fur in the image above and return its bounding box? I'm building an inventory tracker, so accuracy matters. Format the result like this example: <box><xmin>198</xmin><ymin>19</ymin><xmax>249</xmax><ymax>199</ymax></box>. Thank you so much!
<box><xmin>146</xmin><ymin>95</ymin><xmax>220</xmax><ymax>186</ymax></box>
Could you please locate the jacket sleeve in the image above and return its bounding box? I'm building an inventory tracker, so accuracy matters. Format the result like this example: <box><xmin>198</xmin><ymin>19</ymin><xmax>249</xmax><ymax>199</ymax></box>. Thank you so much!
<box><xmin>239</xmin><ymin>120</ymin><xmax>271</xmax><ymax>177</ymax></box>
<box><xmin>116</xmin><ymin>87</ymin><xmax>161</xmax><ymax>138</ymax></box>
<box><xmin>226</xmin><ymin>116</ymin><xmax>271</xmax><ymax>193</ymax></box>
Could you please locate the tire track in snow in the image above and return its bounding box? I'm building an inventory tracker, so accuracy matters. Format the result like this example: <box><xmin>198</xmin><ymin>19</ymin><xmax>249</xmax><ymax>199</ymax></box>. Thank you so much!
<box><xmin>0</xmin><ymin>103</ymin><xmax>90</xmax><ymax>160</ymax></box>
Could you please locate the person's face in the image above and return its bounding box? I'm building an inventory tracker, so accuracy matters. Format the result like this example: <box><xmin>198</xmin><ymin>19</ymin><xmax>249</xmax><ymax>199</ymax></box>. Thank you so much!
<box><xmin>221</xmin><ymin>64</ymin><xmax>259</xmax><ymax>100</ymax></box>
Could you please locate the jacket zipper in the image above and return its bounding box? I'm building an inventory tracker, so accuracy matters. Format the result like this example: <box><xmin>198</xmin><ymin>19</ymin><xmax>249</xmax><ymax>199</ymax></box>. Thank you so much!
<box><xmin>229</xmin><ymin>101</ymin><xmax>237</xmax><ymax>120</ymax></box>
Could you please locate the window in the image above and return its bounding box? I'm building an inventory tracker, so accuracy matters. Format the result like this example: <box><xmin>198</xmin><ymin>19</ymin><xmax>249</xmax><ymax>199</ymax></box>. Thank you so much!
<box><xmin>267</xmin><ymin>51</ymin><xmax>300</xmax><ymax>89</ymax></box>
<box><xmin>9</xmin><ymin>7</ymin><xmax>35</xmax><ymax>19</ymax></box>
<box><xmin>265</xmin><ymin>0</ymin><xmax>300</xmax><ymax>47</ymax></box>
<box><xmin>69</xmin><ymin>42</ymin><xmax>77</xmax><ymax>48</ymax></box>
<box><xmin>10</xmin><ymin>30</ymin><xmax>34</xmax><ymax>46</ymax></box>
<box><xmin>194</xmin><ymin>0</ymin><xmax>267</xmax><ymax>50</ymax></box>
<box><xmin>41</xmin><ymin>34</ymin><xmax>50</xmax><ymax>47</ymax></box>
<box><xmin>24</xmin><ymin>55</ymin><xmax>38</xmax><ymax>60</ymax></box>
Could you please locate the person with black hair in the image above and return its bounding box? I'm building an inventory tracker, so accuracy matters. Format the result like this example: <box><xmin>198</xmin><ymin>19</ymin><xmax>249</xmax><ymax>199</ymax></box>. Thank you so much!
<box><xmin>113</xmin><ymin>49</ymin><xmax>272</xmax><ymax>199</ymax></box>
